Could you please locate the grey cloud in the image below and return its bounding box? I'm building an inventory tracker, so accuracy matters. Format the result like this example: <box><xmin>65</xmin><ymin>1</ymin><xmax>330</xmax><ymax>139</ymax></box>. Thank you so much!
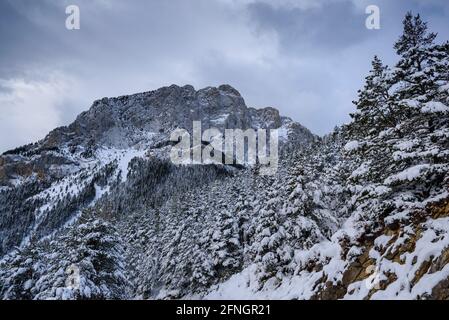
<box><xmin>247</xmin><ymin>0</ymin><xmax>371</xmax><ymax>55</ymax></box>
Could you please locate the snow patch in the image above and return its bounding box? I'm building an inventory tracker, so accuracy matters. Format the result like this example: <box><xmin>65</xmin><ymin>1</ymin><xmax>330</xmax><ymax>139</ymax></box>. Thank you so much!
<box><xmin>421</xmin><ymin>101</ymin><xmax>449</xmax><ymax>113</ymax></box>
<box><xmin>344</xmin><ymin>140</ymin><xmax>360</xmax><ymax>152</ymax></box>
<box><xmin>384</xmin><ymin>164</ymin><xmax>430</xmax><ymax>184</ymax></box>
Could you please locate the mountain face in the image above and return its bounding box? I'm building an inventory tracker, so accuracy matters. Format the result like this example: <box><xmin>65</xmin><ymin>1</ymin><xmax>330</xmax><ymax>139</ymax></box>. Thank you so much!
<box><xmin>0</xmin><ymin>84</ymin><xmax>314</xmax><ymax>255</ymax></box>
<box><xmin>1</xmin><ymin>13</ymin><xmax>449</xmax><ymax>300</ymax></box>
<box><xmin>26</xmin><ymin>84</ymin><xmax>309</xmax><ymax>152</ymax></box>
<box><xmin>0</xmin><ymin>84</ymin><xmax>310</xmax><ymax>188</ymax></box>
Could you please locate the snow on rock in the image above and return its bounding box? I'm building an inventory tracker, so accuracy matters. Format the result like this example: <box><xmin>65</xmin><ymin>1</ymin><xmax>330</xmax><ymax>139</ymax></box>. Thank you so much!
<box><xmin>345</xmin><ymin>215</ymin><xmax>449</xmax><ymax>300</ymax></box>
<box><xmin>277</xmin><ymin>126</ymin><xmax>289</xmax><ymax>141</ymax></box>
<box><xmin>96</xmin><ymin>147</ymin><xmax>147</xmax><ymax>181</ymax></box>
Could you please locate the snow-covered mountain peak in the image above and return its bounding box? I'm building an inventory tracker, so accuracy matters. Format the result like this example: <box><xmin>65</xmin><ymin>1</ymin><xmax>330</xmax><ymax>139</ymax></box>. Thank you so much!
<box><xmin>0</xmin><ymin>84</ymin><xmax>315</xmax><ymax>259</ymax></box>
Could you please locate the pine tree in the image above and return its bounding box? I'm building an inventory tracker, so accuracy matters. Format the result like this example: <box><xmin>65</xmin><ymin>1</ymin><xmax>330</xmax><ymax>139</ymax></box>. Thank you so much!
<box><xmin>351</xmin><ymin>56</ymin><xmax>395</xmax><ymax>135</ymax></box>
<box><xmin>48</xmin><ymin>210</ymin><xmax>129</xmax><ymax>299</ymax></box>
<box><xmin>429</xmin><ymin>41</ymin><xmax>449</xmax><ymax>101</ymax></box>
<box><xmin>393</xmin><ymin>12</ymin><xmax>437</xmax><ymax>101</ymax></box>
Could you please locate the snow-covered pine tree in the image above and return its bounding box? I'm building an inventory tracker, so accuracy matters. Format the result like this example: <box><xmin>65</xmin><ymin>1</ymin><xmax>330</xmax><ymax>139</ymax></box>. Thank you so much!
<box><xmin>343</xmin><ymin>12</ymin><xmax>449</xmax><ymax>233</ymax></box>
<box><xmin>350</xmin><ymin>56</ymin><xmax>395</xmax><ymax>135</ymax></box>
<box><xmin>429</xmin><ymin>41</ymin><xmax>449</xmax><ymax>102</ymax></box>
<box><xmin>45</xmin><ymin>210</ymin><xmax>129</xmax><ymax>299</ymax></box>
<box><xmin>394</xmin><ymin>12</ymin><xmax>437</xmax><ymax>98</ymax></box>
<box><xmin>0</xmin><ymin>209</ymin><xmax>129</xmax><ymax>300</ymax></box>
<box><xmin>0</xmin><ymin>239</ymin><xmax>41</xmax><ymax>300</ymax></box>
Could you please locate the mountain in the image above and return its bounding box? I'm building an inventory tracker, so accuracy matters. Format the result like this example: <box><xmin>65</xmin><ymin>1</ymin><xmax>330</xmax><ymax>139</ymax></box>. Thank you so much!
<box><xmin>0</xmin><ymin>84</ymin><xmax>314</xmax><ymax>254</ymax></box>
<box><xmin>0</xmin><ymin>12</ymin><xmax>448</xmax><ymax>300</ymax></box>
<box><xmin>0</xmin><ymin>84</ymin><xmax>319</xmax><ymax>299</ymax></box>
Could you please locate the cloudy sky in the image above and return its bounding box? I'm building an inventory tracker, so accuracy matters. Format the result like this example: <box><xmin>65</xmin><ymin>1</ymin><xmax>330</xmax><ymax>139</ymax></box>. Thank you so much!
<box><xmin>1</xmin><ymin>0</ymin><xmax>448</xmax><ymax>152</ymax></box>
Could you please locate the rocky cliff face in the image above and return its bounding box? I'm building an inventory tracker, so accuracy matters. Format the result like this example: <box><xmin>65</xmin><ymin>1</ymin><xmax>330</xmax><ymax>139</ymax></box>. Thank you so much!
<box><xmin>0</xmin><ymin>84</ymin><xmax>312</xmax><ymax>188</ymax></box>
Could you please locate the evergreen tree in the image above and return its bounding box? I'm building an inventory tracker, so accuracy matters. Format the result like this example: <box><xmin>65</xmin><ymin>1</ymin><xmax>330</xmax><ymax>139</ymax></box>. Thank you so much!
<box><xmin>393</xmin><ymin>12</ymin><xmax>437</xmax><ymax>101</ymax></box>
<box><xmin>429</xmin><ymin>41</ymin><xmax>449</xmax><ymax>101</ymax></box>
<box><xmin>351</xmin><ymin>56</ymin><xmax>395</xmax><ymax>134</ymax></box>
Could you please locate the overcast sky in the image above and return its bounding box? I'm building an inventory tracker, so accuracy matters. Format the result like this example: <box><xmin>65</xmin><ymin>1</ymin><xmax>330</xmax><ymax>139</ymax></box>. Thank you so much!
<box><xmin>1</xmin><ymin>0</ymin><xmax>448</xmax><ymax>152</ymax></box>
